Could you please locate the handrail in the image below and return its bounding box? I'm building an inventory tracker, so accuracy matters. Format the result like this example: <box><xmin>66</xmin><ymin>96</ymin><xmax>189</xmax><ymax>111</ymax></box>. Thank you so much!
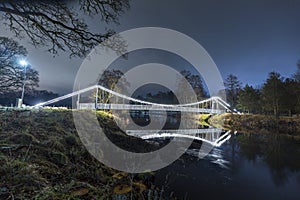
<box><xmin>33</xmin><ymin>85</ymin><xmax>232</xmax><ymax>112</ymax></box>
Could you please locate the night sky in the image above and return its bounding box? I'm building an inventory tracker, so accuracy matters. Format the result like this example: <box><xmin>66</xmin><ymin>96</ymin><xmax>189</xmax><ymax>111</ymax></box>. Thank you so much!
<box><xmin>1</xmin><ymin>0</ymin><xmax>300</xmax><ymax>94</ymax></box>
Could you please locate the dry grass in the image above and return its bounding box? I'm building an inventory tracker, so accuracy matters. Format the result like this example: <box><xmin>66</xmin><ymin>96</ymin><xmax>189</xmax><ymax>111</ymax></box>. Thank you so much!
<box><xmin>0</xmin><ymin>109</ymin><xmax>173</xmax><ymax>199</ymax></box>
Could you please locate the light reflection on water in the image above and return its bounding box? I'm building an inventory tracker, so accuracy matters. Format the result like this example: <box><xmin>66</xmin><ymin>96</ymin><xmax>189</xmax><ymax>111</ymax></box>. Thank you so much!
<box><xmin>154</xmin><ymin>133</ymin><xmax>300</xmax><ymax>199</ymax></box>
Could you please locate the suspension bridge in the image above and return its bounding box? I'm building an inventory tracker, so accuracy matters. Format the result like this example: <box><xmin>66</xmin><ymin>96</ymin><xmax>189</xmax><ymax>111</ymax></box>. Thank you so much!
<box><xmin>33</xmin><ymin>85</ymin><xmax>232</xmax><ymax>146</ymax></box>
<box><xmin>34</xmin><ymin>85</ymin><xmax>231</xmax><ymax>113</ymax></box>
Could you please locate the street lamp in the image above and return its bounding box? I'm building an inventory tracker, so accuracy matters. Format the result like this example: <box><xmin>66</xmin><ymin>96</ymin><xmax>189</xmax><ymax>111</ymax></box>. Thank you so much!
<box><xmin>17</xmin><ymin>59</ymin><xmax>28</xmax><ymax>108</ymax></box>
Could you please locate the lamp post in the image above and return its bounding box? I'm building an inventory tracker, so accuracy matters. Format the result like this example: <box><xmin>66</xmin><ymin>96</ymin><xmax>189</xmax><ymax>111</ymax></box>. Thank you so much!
<box><xmin>18</xmin><ymin>59</ymin><xmax>28</xmax><ymax>108</ymax></box>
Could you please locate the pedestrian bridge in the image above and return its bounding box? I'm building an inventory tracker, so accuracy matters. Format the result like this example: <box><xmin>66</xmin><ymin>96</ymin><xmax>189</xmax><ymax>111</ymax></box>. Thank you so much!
<box><xmin>34</xmin><ymin>85</ymin><xmax>232</xmax><ymax>146</ymax></box>
<box><xmin>34</xmin><ymin>85</ymin><xmax>231</xmax><ymax>114</ymax></box>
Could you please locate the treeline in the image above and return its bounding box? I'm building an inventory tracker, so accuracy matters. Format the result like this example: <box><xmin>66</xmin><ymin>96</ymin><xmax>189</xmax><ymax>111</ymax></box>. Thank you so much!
<box><xmin>0</xmin><ymin>89</ymin><xmax>59</xmax><ymax>107</ymax></box>
<box><xmin>97</xmin><ymin>69</ymin><xmax>208</xmax><ymax>104</ymax></box>
<box><xmin>224</xmin><ymin>62</ymin><xmax>300</xmax><ymax>117</ymax></box>
<box><xmin>135</xmin><ymin>91</ymin><xmax>179</xmax><ymax>104</ymax></box>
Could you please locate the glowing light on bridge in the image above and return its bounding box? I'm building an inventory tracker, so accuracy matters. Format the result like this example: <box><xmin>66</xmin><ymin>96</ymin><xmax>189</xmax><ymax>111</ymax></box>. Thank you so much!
<box><xmin>31</xmin><ymin>84</ymin><xmax>233</xmax><ymax>148</ymax></box>
<box><xmin>32</xmin><ymin>84</ymin><xmax>232</xmax><ymax>113</ymax></box>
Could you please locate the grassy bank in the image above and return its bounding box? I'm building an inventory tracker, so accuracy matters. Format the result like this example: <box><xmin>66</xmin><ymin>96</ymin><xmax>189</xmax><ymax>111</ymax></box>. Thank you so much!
<box><xmin>209</xmin><ymin>113</ymin><xmax>300</xmax><ymax>136</ymax></box>
<box><xmin>0</xmin><ymin>109</ymin><xmax>173</xmax><ymax>199</ymax></box>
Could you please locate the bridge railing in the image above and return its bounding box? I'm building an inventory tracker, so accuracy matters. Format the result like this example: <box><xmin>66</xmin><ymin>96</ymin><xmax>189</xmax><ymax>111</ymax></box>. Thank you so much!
<box><xmin>33</xmin><ymin>85</ymin><xmax>231</xmax><ymax>114</ymax></box>
<box><xmin>89</xmin><ymin>103</ymin><xmax>223</xmax><ymax>114</ymax></box>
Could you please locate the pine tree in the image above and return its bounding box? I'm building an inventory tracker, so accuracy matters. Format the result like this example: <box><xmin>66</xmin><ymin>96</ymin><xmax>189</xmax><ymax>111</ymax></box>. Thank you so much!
<box><xmin>238</xmin><ymin>84</ymin><xmax>261</xmax><ymax>113</ymax></box>
<box><xmin>224</xmin><ymin>74</ymin><xmax>242</xmax><ymax>108</ymax></box>
<box><xmin>261</xmin><ymin>72</ymin><xmax>284</xmax><ymax>117</ymax></box>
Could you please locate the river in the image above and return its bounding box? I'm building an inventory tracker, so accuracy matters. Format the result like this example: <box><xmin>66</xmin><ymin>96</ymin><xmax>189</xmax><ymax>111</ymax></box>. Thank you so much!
<box><xmin>154</xmin><ymin>133</ymin><xmax>300</xmax><ymax>199</ymax></box>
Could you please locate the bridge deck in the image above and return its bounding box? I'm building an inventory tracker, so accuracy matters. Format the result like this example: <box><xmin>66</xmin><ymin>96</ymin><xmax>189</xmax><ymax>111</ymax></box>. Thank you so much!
<box><xmin>79</xmin><ymin>103</ymin><xmax>224</xmax><ymax>114</ymax></box>
<box><xmin>33</xmin><ymin>85</ymin><xmax>232</xmax><ymax>115</ymax></box>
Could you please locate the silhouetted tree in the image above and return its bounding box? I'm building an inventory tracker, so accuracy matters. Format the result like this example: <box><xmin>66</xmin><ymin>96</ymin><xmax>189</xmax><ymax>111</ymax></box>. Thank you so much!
<box><xmin>261</xmin><ymin>72</ymin><xmax>284</xmax><ymax>117</ymax></box>
<box><xmin>292</xmin><ymin>60</ymin><xmax>300</xmax><ymax>82</ymax></box>
<box><xmin>237</xmin><ymin>84</ymin><xmax>261</xmax><ymax>113</ymax></box>
<box><xmin>177</xmin><ymin>70</ymin><xmax>206</xmax><ymax>102</ymax></box>
<box><xmin>291</xmin><ymin>61</ymin><xmax>300</xmax><ymax>114</ymax></box>
<box><xmin>23</xmin><ymin>89</ymin><xmax>58</xmax><ymax>106</ymax></box>
<box><xmin>98</xmin><ymin>69</ymin><xmax>129</xmax><ymax>103</ymax></box>
<box><xmin>145</xmin><ymin>92</ymin><xmax>154</xmax><ymax>102</ymax></box>
<box><xmin>282</xmin><ymin>78</ymin><xmax>299</xmax><ymax>116</ymax></box>
<box><xmin>135</xmin><ymin>90</ymin><xmax>178</xmax><ymax>104</ymax></box>
<box><xmin>0</xmin><ymin>88</ymin><xmax>59</xmax><ymax>106</ymax></box>
<box><xmin>0</xmin><ymin>37</ymin><xmax>39</xmax><ymax>94</ymax></box>
<box><xmin>0</xmin><ymin>0</ymin><xmax>129</xmax><ymax>58</ymax></box>
<box><xmin>224</xmin><ymin>74</ymin><xmax>242</xmax><ymax>108</ymax></box>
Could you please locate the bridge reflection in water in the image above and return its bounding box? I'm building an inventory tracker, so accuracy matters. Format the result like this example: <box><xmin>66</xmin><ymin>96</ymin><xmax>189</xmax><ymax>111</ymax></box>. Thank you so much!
<box><xmin>126</xmin><ymin>129</ymin><xmax>232</xmax><ymax>147</ymax></box>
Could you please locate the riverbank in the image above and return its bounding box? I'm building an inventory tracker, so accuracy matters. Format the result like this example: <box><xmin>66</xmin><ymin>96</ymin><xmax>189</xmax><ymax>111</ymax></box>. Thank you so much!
<box><xmin>0</xmin><ymin>109</ymin><xmax>173</xmax><ymax>199</ymax></box>
<box><xmin>209</xmin><ymin>113</ymin><xmax>300</xmax><ymax>136</ymax></box>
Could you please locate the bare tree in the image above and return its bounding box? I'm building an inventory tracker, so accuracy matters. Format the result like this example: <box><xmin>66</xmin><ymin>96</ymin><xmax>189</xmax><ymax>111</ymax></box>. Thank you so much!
<box><xmin>0</xmin><ymin>0</ymin><xmax>129</xmax><ymax>58</ymax></box>
<box><xmin>0</xmin><ymin>37</ymin><xmax>39</xmax><ymax>94</ymax></box>
<box><xmin>176</xmin><ymin>70</ymin><xmax>206</xmax><ymax>102</ymax></box>
<box><xmin>98</xmin><ymin>69</ymin><xmax>130</xmax><ymax>103</ymax></box>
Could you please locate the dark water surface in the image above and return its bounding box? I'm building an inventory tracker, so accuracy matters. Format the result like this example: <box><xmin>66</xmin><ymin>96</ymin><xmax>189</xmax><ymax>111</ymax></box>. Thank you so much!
<box><xmin>154</xmin><ymin>133</ymin><xmax>300</xmax><ymax>199</ymax></box>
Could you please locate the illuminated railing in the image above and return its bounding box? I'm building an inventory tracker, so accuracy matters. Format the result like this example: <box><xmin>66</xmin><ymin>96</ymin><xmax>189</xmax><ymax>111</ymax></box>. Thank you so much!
<box><xmin>33</xmin><ymin>85</ymin><xmax>232</xmax><ymax>114</ymax></box>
